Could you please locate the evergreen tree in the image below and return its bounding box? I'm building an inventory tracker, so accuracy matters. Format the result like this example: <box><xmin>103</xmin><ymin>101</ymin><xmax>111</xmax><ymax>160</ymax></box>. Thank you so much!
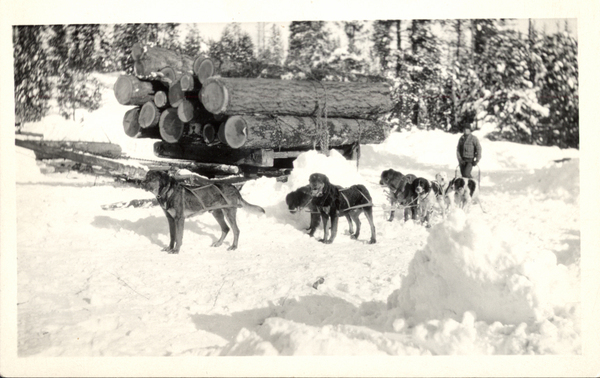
<box><xmin>208</xmin><ymin>23</ymin><xmax>254</xmax><ymax>64</ymax></box>
<box><xmin>13</xmin><ymin>25</ymin><xmax>52</xmax><ymax>125</ymax></box>
<box><xmin>536</xmin><ymin>31</ymin><xmax>578</xmax><ymax>148</ymax></box>
<box><xmin>370</xmin><ymin>20</ymin><xmax>395</xmax><ymax>73</ymax></box>
<box><xmin>286</xmin><ymin>21</ymin><xmax>333</xmax><ymax>68</ymax></box>
<box><xmin>56</xmin><ymin>69</ymin><xmax>102</xmax><ymax>121</ymax></box>
<box><xmin>156</xmin><ymin>23</ymin><xmax>181</xmax><ymax>52</ymax></box>
<box><xmin>48</xmin><ymin>25</ymin><xmax>69</xmax><ymax>75</ymax></box>
<box><xmin>68</xmin><ymin>24</ymin><xmax>100</xmax><ymax>72</ymax></box>
<box><xmin>183</xmin><ymin>25</ymin><xmax>203</xmax><ymax>57</ymax></box>
<box><xmin>267</xmin><ymin>23</ymin><xmax>284</xmax><ymax>65</ymax></box>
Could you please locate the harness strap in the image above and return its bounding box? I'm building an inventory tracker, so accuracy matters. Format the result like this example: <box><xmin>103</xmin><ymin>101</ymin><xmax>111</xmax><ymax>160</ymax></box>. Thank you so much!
<box><xmin>339</xmin><ymin>187</ymin><xmax>373</xmax><ymax>211</ymax></box>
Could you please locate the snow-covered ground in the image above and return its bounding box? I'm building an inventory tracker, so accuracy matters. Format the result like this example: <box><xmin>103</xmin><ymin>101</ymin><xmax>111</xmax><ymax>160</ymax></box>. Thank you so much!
<box><xmin>2</xmin><ymin>73</ymin><xmax>597</xmax><ymax>375</ymax></box>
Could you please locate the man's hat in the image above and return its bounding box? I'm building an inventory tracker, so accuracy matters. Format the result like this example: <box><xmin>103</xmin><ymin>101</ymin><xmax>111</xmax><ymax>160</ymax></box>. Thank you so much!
<box><xmin>463</xmin><ymin>124</ymin><xmax>472</xmax><ymax>131</ymax></box>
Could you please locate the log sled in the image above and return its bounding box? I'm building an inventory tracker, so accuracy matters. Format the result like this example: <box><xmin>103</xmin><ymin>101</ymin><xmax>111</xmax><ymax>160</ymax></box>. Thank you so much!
<box><xmin>113</xmin><ymin>42</ymin><xmax>394</xmax><ymax>174</ymax></box>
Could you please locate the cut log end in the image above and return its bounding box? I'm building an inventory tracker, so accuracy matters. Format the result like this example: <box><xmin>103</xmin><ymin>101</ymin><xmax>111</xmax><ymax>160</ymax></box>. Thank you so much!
<box><xmin>123</xmin><ymin>108</ymin><xmax>141</xmax><ymax>137</ymax></box>
<box><xmin>168</xmin><ymin>80</ymin><xmax>185</xmax><ymax>108</ymax></box>
<box><xmin>201</xmin><ymin>79</ymin><xmax>228</xmax><ymax>114</ymax></box>
<box><xmin>202</xmin><ymin>123</ymin><xmax>217</xmax><ymax>143</ymax></box>
<box><xmin>194</xmin><ymin>56</ymin><xmax>217</xmax><ymax>84</ymax></box>
<box><xmin>159</xmin><ymin>108</ymin><xmax>185</xmax><ymax>144</ymax></box>
<box><xmin>219</xmin><ymin>116</ymin><xmax>247</xmax><ymax>149</ymax></box>
<box><xmin>114</xmin><ymin>75</ymin><xmax>154</xmax><ymax>106</ymax></box>
<box><xmin>131</xmin><ymin>43</ymin><xmax>144</xmax><ymax>61</ymax></box>
<box><xmin>154</xmin><ymin>91</ymin><xmax>168</xmax><ymax>108</ymax></box>
<box><xmin>139</xmin><ymin>101</ymin><xmax>161</xmax><ymax>128</ymax></box>
<box><xmin>180</xmin><ymin>73</ymin><xmax>198</xmax><ymax>92</ymax></box>
<box><xmin>177</xmin><ymin>99</ymin><xmax>196</xmax><ymax>123</ymax></box>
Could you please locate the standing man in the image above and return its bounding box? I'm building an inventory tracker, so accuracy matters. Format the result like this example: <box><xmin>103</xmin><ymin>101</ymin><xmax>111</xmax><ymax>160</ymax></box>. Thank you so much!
<box><xmin>456</xmin><ymin>124</ymin><xmax>482</xmax><ymax>178</ymax></box>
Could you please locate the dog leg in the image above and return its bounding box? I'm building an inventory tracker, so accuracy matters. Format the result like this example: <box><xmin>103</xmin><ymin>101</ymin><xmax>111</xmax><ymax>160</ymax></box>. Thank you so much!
<box><xmin>223</xmin><ymin>208</ymin><xmax>240</xmax><ymax>250</ymax></box>
<box><xmin>171</xmin><ymin>216</ymin><xmax>184</xmax><ymax>254</ymax></box>
<box><xmin>308</xmin><ymin>213</ymin><xmax>320</xmax><ymax>237</ymax></box>
<box><xmin>364</xmin><ymin>207</ymin><xmax>377</xmax><ymax>244</ymax></box>
<box><xmin>327</xmin><ymin>213</ymin><xmax>339</xmax><ymax>244</ymax></box>
<box><xmin>211</xmin><ymin>210</ymin><xmax>230</xmax><ymax>248</ymax></box>
<box><xmin>345</xmin><ymin>213</ymin><xmax>354</xmax><ymax>235</ymax></box>
<box><xmin>163</xmin><ymin>211</ymin><xmax>177</xmax><ymax>252</ymax></box>
<box><xmin>464</xmin><ymin>191</ymin><xmax>472</xmax><ymax>213</ymax></box>
<box><xmin>348</xmin><ymin>210</ymin><xmax>361</xmax><ymax>240</ymax></box>
<box><xmin>319</xmin><ymin>212</ymin><xmax>329</xmax><ymax>243</ymax></box>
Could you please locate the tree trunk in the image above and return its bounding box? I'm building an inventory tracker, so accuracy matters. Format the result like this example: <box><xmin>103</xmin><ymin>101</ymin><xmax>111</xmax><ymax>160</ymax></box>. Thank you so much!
<box><xmin>202</xmin><ymin>123</ymin><xmax>217</xmax><ymax>143</ymax></box>
<box><xmin>123</xmin><ymin>107</ymin><xmax>161</xmax><ymax>139</ymax></box>
<box><xmin>168</xmin><ymin>79</ymin><xmax>185</xmax><ymax>108</ymax></box>
<box><xmin>200</xmin><ymin>77</ymin><xmax>393</xmax><ymax>119</ymax></box>
<box><xmin>139</xmin><ymin>101</ymin><xmax>161</xmax><ymax>128</ymax></box>
<box><xmin>123</xmin><ymin>107</ymin><xmax>141</xmax><ymax>137</ymax></box>
<box><xmin>114</xmin><ymin>75</ymin><xmax>155</xmax><ymax>106</ymax></box>
<box><xmin>154</xmin><ymin>91</ymin><xmax>169</xmax><ymax>108</ymax></box>
<box><xmin>159</xmin><ymin>108</ymin><xmax>187</xmax><ymax>143</ymax></box>
<box><xmin>156</xmin><ymin>66</ymin><xmax>183</xmax><ymax>86</ymax></box>
<box><xmin>133</xmin><ymin>46</ymin><xmax>194</xmax><ymax>77</ymax></box>
<box><xmin>177</xmin><ymin>99</ymin><xmax>197</xmax><ymax>123</ymax></box>
<box><xmin>193</xmin><ymin>55</ymin><xmax>215</xmax><ymax>84</ymax></box>
<box><xmin>218</xmin><ymin>115</ymin><xmax>388</xmax><ymax>149</ymax></box>
<box><xmin>180</xmin><ymin>73</ymin><xmax>200</xmax><ymax>92</ymax></box>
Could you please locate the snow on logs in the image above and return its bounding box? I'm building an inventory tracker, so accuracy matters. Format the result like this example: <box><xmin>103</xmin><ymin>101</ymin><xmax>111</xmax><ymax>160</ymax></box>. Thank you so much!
<box><xmin>114</xmin><ymin>43</ymin><xmax>393</xmax><ymax>169</ymax></box>
<box><xmin>200</xmin><ymin>77</ymin><xmax>393</xmax><ymax>119</ymax></box>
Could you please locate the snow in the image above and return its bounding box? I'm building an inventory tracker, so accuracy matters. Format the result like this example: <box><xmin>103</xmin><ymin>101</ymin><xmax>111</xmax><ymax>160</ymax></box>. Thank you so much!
<box><xmin>3</xmin><ymin>73</ymin><xmax>597</xmax><ymax>376</ymax></box>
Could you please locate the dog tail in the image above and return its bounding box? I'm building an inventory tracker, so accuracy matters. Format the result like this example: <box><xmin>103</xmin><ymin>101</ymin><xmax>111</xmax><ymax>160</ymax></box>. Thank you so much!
<box><xmin>239</xmin><ymin>196</ymin><xmax>266</xmax><ymax>215</ymax></box>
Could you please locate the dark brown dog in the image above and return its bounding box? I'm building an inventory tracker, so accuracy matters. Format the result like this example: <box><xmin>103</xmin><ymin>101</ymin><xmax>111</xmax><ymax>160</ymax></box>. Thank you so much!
<box><xmin>308</xmin><ymin>173</ymin><xmax>376</xmax><ymax>244</ymax></box>
<box><xmin>380</xmin><ymin>169</ymin><xmax>417</xmax><ymax>222</ymax></box>
<box><xmin>286</xmin><ymin>185</ymin><xmax>354</xmax><ymax>237</ymax></box>
<box><xmin>143</xmin><ymin>170</ymin><xmax>265</xmax><ymax>253</ymax></box>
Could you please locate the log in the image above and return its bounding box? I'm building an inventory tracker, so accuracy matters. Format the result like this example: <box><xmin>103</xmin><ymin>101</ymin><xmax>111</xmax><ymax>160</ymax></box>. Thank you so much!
<box><xmin>200</xmin><ymin>77</ymin><xmax>393</xmax><ymax>119</ymax></box>
<box><xmin>177</xmin><ymin>99</ymin><xmax>197</xmax><ymax>123</ymax></box>
<box><xmin>123</xmin><ymin>107</ymin><xmax>161</xmax><ymax>139</ymax></box>
<box><xmin>168</xmin><ymin>80</ymin><xmax>185</xmax><ymax>108</ymax></box>
<box><xmin>114</xmin><ymin>75</ymin><xmax>155</xmax><ymax>106</ymax></box>
<box><xmin>193</xmin><ymin>56</ymin><xmax>217</xmax><ymax>84</ymax></box>
<box><xmin>180</xmin><ymin>73</ymin><xmax>200</xmax><ymax>92</ymax></box>
<box><xmin>133</xmin><ymin>45</ymin><xmax>194</xmax><ymax>77</ymax></box>
<box><xmin>218</xmin><ymin>115</ymin><xmax>388</xmax><ymax>149</ymax></box>
<box><xmin>202</xmin><ymin>123</ymin><xmax>217</xmax><ymax>144</ymax></box>
<box><xmin>131</xmin><ymin>42</ymin><xmax>144</xmax><ymax>61</ymax></box>
<box><xmin>154</xmin><ymin>91</ymin><xmax>169</xmax><ymax>108</ymax></box>
<box><xmin>157</xmin><ymin>67</ymin><xmax>182</xmax><ymax>86</ymax></box>
<box><xmin>159</xmin><ymin>108</ymin><xmax>186</xmax><ymax>143</ymax></box>
<box><xmin>123</xmin><ymin>107</ymin><xmax>142</xmax><ymax>137</ymax></box>
<box><xmin>139</xmin><ymin>101</ymin><xmax>161</xmax><ymax>128</ymax></box>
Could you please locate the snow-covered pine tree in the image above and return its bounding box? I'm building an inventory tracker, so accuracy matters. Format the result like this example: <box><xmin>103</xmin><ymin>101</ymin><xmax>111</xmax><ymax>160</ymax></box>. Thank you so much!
<box><xmin>327</xmin><ymin>21</ymin><xmax>370</xmax><ymax>73</ymax></box>
<box><xmin>537</xmin><ymin>31</ymin><xmax>578</xmax><ymax>148</ymax></box>
<box><xmin>267</xmin><ymin>23</ymin><xmax>284</xmax><ymax>66</ymax></box>
<box><xmin>48</xmin><ymin>25</ymin><xmax>69</xmax><ymax>75</ymax></box>
<box><xmin>403</xmin><ymin>20</ymin><xmax>443</xmax><ymax>129</ymax></box>
<box><xmin>286</xmin><ymin>21</ymin><xmax>333</xmax><ymax>69</ymax></box>
<box><xmin>68</xmin><ymin>24</ymin><xmax>100</xmax><ymax>72</ymax></box>
<box><xmin>370</xmin><ymin>20</ymin><xmax>396</xmax><ymax>74</ymax></box>
<box><xmin>13</xmin><ymin>25</ymin><xmax>52</xmax><ymax>126</ymax></box>
<box><xmin>208</xmin><ymin>23</ymin><xmax>254</xmax><ymax>64</ymax></box>
<box><xmin>56</xmin><ymin>69</ymin><xmax>102</xmax><ymax>121</ymax></box>
<box><xmin>475</xmin><ymin>29</ymin><xmax>548</xmax><ymax>143</ymax></box>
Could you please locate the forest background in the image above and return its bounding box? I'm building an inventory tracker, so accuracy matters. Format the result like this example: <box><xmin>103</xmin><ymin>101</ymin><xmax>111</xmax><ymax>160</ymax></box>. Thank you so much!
<box><xmin>13</xmin><ymin>19</ymin><xmax>578</xmax><ymax>149</ymax></box>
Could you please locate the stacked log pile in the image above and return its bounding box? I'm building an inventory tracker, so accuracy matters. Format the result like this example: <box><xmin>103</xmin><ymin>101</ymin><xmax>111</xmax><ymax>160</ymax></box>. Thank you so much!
<box><xmin>114</xmin><ymin>43</ymin><xmax>393</xmax><ymax>172</ymax></box>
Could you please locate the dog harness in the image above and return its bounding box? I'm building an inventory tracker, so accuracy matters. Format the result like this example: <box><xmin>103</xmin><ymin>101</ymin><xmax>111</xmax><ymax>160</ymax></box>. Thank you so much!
<box><xmin>182</xmin><ymin>184</ymin><xmax>241</xmax><ymax>212</ymax></box>
<box><xmin>338</xmin><ymin>187</ymin><xmax>373</xmax><ymax>211</ymax></box>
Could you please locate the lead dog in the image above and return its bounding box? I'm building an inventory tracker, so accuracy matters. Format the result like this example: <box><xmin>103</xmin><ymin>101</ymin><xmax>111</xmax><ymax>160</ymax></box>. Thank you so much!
<box><xmin>285</xmin><ymin>185</ymin><xmax>354</xmax><ymax>237</ymax></box>
<box><xmin>143</xmin><ymin>170</ymin><xmax>265</xmax><ymax>253</ymax></box>
<box><xmin>308</xmin><ymin>173</ymin><xmax>376</xmax><ymax>244</ymax></box>
<box><xmin>380</xmin><ymin>169</ymin><xmax>417</xmax><ymax>222</ymax></box>
<box><xmin>445</xmin><ymin>176</ymin><xmax>479</xmax><ymax>213</ymax></box>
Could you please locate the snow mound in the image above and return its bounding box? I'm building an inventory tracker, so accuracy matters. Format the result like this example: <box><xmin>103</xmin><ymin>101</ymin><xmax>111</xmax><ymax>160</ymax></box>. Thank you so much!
<box><xmin>387</xmin><ymin>209</ymin><xmax>577</xmax><ymax>326</ymax></box>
